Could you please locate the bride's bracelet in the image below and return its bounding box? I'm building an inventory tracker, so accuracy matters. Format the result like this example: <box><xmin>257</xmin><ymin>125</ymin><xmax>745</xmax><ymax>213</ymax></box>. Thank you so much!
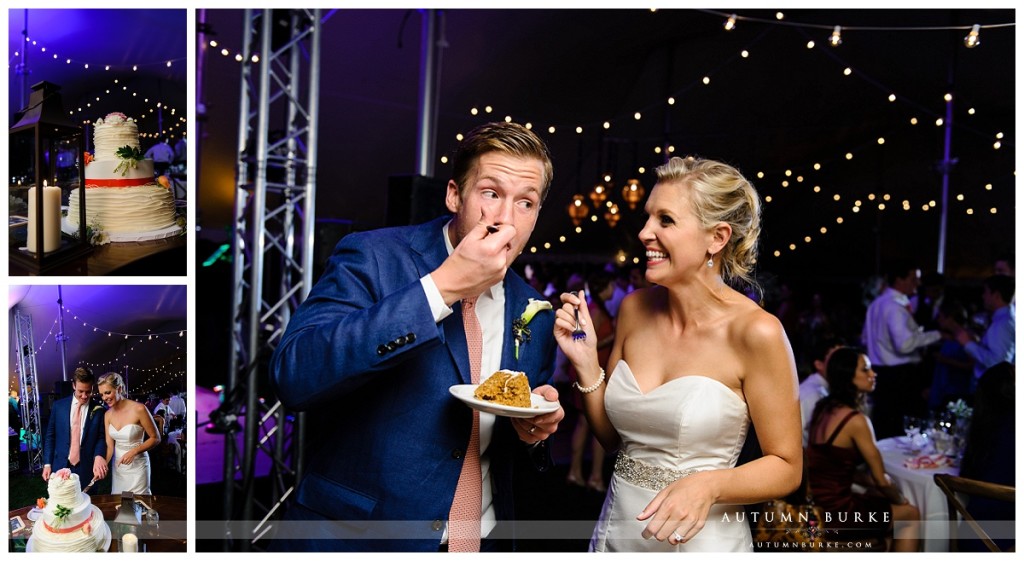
<box><xmin>573</xmin><ymin>368</ymin><xmax>606</xmax><ymax>394</ymax></box>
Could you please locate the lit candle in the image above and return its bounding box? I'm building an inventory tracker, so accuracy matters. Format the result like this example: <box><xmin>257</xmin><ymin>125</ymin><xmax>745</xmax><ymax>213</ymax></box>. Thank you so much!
<box><xmin>27</xmin><ymin>179</ymin><xmax>62</xmax><ymax>253</ymax></box>
<box><xmin>122</xmin><ymin>532</ymin><xmax>138</xmax><ymax>552</ymax></box>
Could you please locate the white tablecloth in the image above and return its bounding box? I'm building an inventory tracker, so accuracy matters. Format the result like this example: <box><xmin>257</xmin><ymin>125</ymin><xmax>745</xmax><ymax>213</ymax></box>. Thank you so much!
<box><xmin>876</xmin><ymin>436</ymin><xmax>959</xmax><ymax>552</ymax></box>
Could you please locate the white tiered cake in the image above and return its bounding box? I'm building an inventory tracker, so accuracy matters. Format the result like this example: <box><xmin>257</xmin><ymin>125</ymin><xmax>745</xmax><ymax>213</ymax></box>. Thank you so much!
<box><xmin>26</xmin><ymin>469</ymin><xmax>111</xmax><ymax>552</ymax></box>
<box><xmin>65</xmin><ymin>112</ymin><xmax>181</xmax><ymax>242</ymax></box>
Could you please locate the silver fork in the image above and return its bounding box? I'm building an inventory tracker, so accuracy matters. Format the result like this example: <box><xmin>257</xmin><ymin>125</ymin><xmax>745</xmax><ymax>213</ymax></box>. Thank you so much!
<box><xmin>572</xmin><ymin>306</ymin><xmax>587</xmax><ymax>341</ymax></box>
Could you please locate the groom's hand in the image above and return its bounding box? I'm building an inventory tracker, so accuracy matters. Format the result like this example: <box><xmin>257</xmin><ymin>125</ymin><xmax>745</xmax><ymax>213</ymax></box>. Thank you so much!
<box><xmin>432</xmin><ymin>221</ymin><xmax>517</xmax><ymax>305</ymax></box>
<box><xmin>512</xmin><ymin>385</ymin><xmax>564</xmax><ymax>443</ymax></box>
<box><xmin>93</xmin><ymin>456</ymin><xmax>108</xmax><ymax>479</ymax></box>
<box><xmin>42</xmin><ymin>465</ymin><xmax>51</xmax><ymax>481</ymax></box>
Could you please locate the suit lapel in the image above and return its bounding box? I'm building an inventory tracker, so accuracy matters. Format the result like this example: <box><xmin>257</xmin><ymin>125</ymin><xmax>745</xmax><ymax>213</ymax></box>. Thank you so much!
<box><xmin>445</xmin><ymin>301</ymin><xmax>473</xmax><ymax>384</ymax></box>
<box><xmin>501</xmin><ymin>274</ymin><xmax>530</xmax><ymax>370</ymax></box>
<box><xmin>409</xmin><ymin>217</ymin><xmax>474</xmax><ymax>384</ymax></box>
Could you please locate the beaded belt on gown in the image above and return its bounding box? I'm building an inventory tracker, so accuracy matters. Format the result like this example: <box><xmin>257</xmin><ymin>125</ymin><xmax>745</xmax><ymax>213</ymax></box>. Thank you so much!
<box><xmin>613</xmin><ymin>450</ymin><xmax>702</xmax><ymax>491</ymax></box>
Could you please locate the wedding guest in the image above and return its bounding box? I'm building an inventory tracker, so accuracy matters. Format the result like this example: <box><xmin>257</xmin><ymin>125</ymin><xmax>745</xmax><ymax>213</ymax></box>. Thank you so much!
<box><xmin>861</xmin><ymin>262</ymin><xmax>942</xmax><ymax>438</ymax></box>
<box><xmin>168</xmin><ymin>390</ymin><xmax>187</xmax><ymax>431</ymax></box>
<box><xmin>928</xmin><ymin>300</ymin><xmax>974</xmax><ymax>409</ymax></box>
<box><xmin>993</xmin><ymin>253</ymin><xmax>1014</xmax><ymax>277</ymax></box>
<box><xmin>555</xmin><ymin>155</ymin><xmax>802</xmax><ymax>551</ymax></box>
<box><xmin>807</xmin><ymin>347</ymin><xmax>920</xmax><ymax>551</ymax></box>
<box><xmin>940</xmin><ymin>275</ymin><xmax>1015</xmax><ymax>389</ymax></box>
<box><xmin>798</xmin><ymin>336</ymin><xmax>844</xmax><ymax>446</ymax></box>
<box><xmin>957</xmin><ymin>361</ymin><xmax>1015</xmax><ymax>551</ymax></box>
<box><xmin>271</xmin><ymin>122</ymin><xmax>564</xmax><ymax>552</ymax></box>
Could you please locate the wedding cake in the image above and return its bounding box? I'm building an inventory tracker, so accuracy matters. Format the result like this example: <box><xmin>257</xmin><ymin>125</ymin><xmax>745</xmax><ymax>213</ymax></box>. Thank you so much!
<box><xmin>474</xmin><ymin>370</ymin><xmax>532</xmax><ymax>407</ymax></box>
<box><xmin>65</xmin><ymin>112</ymin><xmax>181</xmax><ymax>242</ymax></box>
<box><xmin>26</xmin><ymin>469</ymin><xmax>111</xmax><ymax>552</ymax></box>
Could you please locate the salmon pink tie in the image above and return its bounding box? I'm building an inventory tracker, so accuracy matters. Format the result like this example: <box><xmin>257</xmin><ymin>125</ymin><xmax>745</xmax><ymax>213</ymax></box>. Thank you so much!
<box><xmin>69</xmin><ymin>401</ymin><xmax>82</xmax><ymax>466</ymax></box>
<box><xmin>449</xmin><ymin>297</ymin><xmax>482</xmax><ymax>552</ymax></box>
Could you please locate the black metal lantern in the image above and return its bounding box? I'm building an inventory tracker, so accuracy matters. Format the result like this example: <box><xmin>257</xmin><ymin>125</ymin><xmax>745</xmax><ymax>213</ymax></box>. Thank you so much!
<box><xmin>9</xmin><ymin>80</ymin><xmax>93</xmax><ymax>273</ymax></box>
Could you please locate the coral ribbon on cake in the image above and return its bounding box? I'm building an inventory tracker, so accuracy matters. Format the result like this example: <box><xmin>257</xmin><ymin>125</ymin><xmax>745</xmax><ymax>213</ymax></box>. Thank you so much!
<box><xmin>85</xmin><ymin>178</ymin><xmax>151</xmax><ymax>187</ymax></box>
<box><xmin>43</xmin><ymin>511</ymin><xmax>93</xmax><ymax>534</ymax></box>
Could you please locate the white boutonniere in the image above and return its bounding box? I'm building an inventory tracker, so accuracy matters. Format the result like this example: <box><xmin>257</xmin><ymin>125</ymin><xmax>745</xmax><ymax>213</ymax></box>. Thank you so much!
<box><xmin>512</xmin><ymin>298</ymin><xmax>552</xmax><ymax>360</ymax></box>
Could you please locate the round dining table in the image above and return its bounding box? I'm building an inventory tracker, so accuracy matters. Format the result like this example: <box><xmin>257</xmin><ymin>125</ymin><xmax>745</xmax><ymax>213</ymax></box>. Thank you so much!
<box><xmin>9</xmin><ymin>494</ymin><xmax>186</xmax><ymax>552</ymax></box>
<box><xmin>876</xmin><ymin>436</ymin><xmax>959</xmax><ymax>552</ymax></box>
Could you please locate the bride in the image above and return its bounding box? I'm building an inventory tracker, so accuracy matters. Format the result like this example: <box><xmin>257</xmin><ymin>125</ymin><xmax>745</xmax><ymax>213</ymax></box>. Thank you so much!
<box><xmin>98</xmin><ymin>372</ymin><xmax>161</xmax><ymax>494</ymax></box>
<box><xmin>554</xmin><ymin>156</ymin><xmax>802</xmax><ymax>551</ymax></box>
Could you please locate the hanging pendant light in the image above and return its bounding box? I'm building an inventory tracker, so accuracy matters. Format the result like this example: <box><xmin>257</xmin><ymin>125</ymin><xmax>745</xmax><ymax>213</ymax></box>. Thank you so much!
<box><xmin>622</xmin><ymin>179</ymin><xmax>645</xmax><ymax>210</ymax></box>
<box><xmin>567</xmin><ymin>194</ymin><xmax>589</xmax><ymax>226</ymax></box>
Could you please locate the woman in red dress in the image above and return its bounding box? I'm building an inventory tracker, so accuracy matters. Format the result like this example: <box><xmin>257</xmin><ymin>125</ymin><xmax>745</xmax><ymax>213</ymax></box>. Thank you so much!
<box><xmin>807</xmin><ymin>347</ymin><xmax>920</xmax><ymax>551</ymax></box>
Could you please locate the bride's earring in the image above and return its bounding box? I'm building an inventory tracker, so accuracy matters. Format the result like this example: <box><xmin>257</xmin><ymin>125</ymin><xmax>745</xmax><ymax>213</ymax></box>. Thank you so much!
<box><xmin>707</xmin><ymin>255</ymin><xmax>714</xmax><ymax>268</ymax></box>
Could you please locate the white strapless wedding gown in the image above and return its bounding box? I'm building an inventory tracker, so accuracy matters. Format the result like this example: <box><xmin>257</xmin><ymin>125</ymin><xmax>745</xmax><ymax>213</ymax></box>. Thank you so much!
<box><xmin>590</xmin><ymin>360</ymin><xmax>752</xmax><ymax>552</ymax></box>
<box><xmin>109</xmin><ymin>424</ymin><xmax>151</xmax><ymax>494</ymax></box>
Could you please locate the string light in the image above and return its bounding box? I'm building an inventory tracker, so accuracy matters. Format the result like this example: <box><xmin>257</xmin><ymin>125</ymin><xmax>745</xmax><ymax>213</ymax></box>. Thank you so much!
<box><xmin>829</xmin><ymin>26</ymin><xmax>842</xmax><ymax>47</ymax></box>
<box><xmin>724</xmin><ymin>14</ymin><xmax>737</xmax><ymax>31</ymax></box>
<box><xmin>964</xmin><ymin>24</ymin><xmax>981</xmax><ymax>48</ymax></box>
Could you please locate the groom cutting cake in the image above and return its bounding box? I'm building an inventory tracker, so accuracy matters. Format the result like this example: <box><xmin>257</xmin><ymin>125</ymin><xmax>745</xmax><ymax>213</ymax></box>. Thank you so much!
<box><xmin>42</xmin><ymin>367</ymin><xmax>108</xmax><ymax>486</ymax></box>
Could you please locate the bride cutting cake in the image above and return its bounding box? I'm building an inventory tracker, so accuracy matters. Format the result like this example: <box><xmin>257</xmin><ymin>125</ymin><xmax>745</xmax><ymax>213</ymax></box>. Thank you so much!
<box><xmin>97</xmin><ymin>372</ymin><xmax>160</xmax><ymax>494</ymax></box>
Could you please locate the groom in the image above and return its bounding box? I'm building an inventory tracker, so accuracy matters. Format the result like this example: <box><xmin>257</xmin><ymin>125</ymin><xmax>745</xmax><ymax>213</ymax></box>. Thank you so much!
<box><xmin>271</xmin><ymin>122</ymin><xmax>564</xmax><ymax>551</ymax></box>
<box><xmin>42</xmin><ymin>367</ymin><xmax>108</xmax><ymax>484</ymax></box>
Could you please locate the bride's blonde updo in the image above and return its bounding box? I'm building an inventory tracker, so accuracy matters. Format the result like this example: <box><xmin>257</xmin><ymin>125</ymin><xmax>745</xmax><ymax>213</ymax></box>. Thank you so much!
<box><xmin>97</xmin><ymin>372</ymin><xmax>127</xmax><ymax>398</ymax></box>
<box><xmin>654</xmin><ymin>156</ymin><xmax>762</xmax><ymax>289</ymax></box>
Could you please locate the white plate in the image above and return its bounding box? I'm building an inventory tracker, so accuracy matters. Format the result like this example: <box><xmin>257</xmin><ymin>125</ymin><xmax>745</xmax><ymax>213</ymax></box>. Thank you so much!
<box><xmin>449</xmin><ymin>384</ymin><xmax>559</xmax><ymax>418</ymax></box>
<box><xmin>26</xmin><ymin>507</ymin><xmax>42</xmax><ymax>522</ymax></box>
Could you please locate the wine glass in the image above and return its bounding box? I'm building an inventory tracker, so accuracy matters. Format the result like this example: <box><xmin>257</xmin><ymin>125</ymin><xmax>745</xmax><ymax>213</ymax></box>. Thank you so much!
<box><xmin>902</xmin><ymin>415</ymin><xmax>922</xmax><ymax>454</ymax></box>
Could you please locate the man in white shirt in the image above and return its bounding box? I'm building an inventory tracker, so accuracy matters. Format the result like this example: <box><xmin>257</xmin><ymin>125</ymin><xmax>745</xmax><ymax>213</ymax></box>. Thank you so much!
<box><xmin>168</xmin><ymin>391</ymin><xmax>187</xmax><ymax>430</ymax></box>
<box><xmin>798</xmin><ymin>337</ymin><xmax>843</xmax><ymax>446</ymax></box>
<box><xmin>862</xmin><ymin>263</ymin><xmax>942</xmax><ymax>438</ymax></box>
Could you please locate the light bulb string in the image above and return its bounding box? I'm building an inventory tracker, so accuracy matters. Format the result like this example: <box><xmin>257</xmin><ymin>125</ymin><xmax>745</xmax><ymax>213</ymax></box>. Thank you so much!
<box><xmin>791</xmin><ymin>26</ymin><xmax>1014</xmax><ymax>148</ymax></box>
<box><xmin>11</xmin><ymin>35</ymin><xmax>185</xmax><ymax>70</ymax></box>
<box><xmin>696</xmin><ymin>9</ymin><xmax>1014</xmax><ymax>32</ymax></box>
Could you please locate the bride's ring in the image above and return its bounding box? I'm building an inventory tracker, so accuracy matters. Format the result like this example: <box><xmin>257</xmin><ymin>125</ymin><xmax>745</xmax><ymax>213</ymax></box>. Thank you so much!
<box><xmin>672</xmin><ymin>531</ymin><xmax>684</xmax><ymax>543</ymax></box>
<box><xmin>528</xmin><ymin>425</ymin><xmax>537</xmax><ymax>434</ymax></box>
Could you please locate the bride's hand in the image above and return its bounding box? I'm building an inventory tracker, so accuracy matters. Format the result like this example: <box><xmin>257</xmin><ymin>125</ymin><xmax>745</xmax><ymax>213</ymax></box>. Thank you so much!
<box><xmin>119</xmin><ymin>450</ymin><xmax>136</xmax><ymax>466</ymax></box>
<box><xmin>637</xmin><ymin>471</ymin><xmax>716</xmax><ymax>545</ymax></box>
<box><xmin>553</xmin><ymin>291</ymin><xmax>599</xmax><ymax>368</ymax></box>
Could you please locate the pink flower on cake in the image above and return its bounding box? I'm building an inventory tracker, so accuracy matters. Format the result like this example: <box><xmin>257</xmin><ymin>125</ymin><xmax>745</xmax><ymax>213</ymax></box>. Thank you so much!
<box><xmin>106</xmin><ymin>112</ymin><xmax>128</xmax><ymax>121</ymax></box>
<box><xmin>84</xmin><ymin>152</ymin><xmax>93</xmax><ymax>165</ymax></box>
<box><xmin>55</xmin><ymin>468</ymin><xmax>72</xmax><ymax>480</ymax></box>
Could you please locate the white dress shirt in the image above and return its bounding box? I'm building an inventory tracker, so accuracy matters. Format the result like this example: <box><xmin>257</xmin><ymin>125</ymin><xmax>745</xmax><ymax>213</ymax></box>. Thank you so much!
<box><xmin>798</xmin><ymin>372</ymin><xmax>829</xmax><ymax>446</ymax></box>
<box><xmin>862</xmin><ymin>287</ymin><xmax>941</xmax><ymax>366</ymax></box>
<box><xmin>420</xmin><ymin>221</ymin><xmax>502</xmax><ymax>541</ymax></box>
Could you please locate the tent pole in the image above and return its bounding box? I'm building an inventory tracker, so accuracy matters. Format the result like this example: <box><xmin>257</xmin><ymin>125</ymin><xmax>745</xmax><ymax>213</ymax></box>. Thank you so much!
<box><xmin>56</xmin><ymin>285</ymin><xmax>69</xmax><ymax>383</ymax></box>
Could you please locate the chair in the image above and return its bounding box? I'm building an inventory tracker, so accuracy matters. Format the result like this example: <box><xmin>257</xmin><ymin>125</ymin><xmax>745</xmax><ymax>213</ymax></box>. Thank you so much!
<box><xmin>933</xmin><ymin>473</ymin><xmax>1015</xmax><ymax>552</ymax></box>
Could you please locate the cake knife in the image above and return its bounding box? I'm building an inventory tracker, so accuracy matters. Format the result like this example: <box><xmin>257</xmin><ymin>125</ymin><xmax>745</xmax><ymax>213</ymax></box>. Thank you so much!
<box><xmin>82</xmin><ymin>477</ymin><xmax>98</xmax><ymax>494</ymax></box>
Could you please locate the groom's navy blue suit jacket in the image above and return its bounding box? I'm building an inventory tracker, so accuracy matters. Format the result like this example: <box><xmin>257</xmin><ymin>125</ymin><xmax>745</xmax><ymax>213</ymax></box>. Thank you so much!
<box><xmin>43</xmin><ymin>395</ymin><xmax>107</xmax><ymax>481</ymax></box>
<box><xmin>271</xmin><ymin>216</ymin><xmax>556</xmax><ymax>551</ymax></box>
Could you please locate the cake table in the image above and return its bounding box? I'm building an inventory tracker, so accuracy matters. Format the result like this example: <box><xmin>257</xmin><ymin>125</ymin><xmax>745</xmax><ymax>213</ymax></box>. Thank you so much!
<box><xmin>10</xmin><ymin>495</ymin><xmax>186</xmax><ymax>552</ymax></box>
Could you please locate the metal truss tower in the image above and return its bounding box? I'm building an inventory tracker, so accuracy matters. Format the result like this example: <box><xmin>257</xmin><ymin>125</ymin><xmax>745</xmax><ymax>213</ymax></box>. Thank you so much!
<box><xmin>13</xmin><ymin>308</ymin><xmax>44</xmax><ymax>474</ymax></box>
<box><xmin>225</xmin><ymin>8</ymin><xmax>321</xmax><ymax>551</ymax></box>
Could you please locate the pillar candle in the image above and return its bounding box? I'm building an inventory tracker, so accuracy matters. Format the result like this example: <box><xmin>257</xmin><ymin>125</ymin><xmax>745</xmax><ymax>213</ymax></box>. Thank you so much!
<box><xmin>122</xmin><ymin>532</ymin><xmax>138</xmax><ymax>552</ymax></box>
<box><xmin>27</xmin><ymin>182</ymin><xmax>62</xmax><ymax>253</ymax></box>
